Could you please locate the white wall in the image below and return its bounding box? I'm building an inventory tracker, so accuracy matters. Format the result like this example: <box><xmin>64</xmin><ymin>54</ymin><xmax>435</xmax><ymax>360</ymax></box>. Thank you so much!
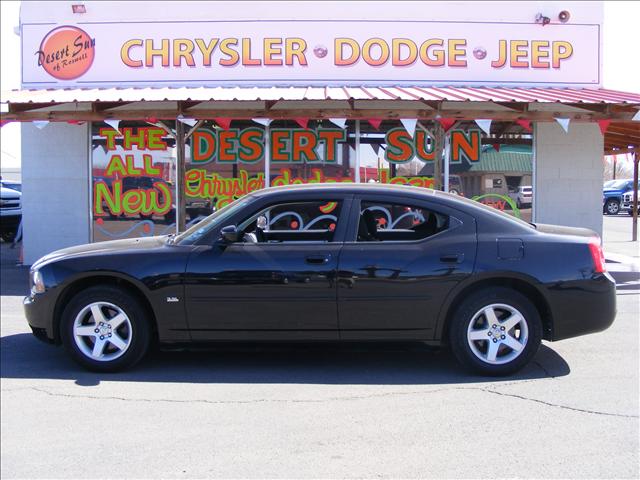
<box><xmin>534</xmin><ymin>122</ymin><xmax>604</xmax><ymax>236</ymax></box>
<box><xmin>22</xmin><ymin>122</ymin><xmax>90</xmax><ymax>264</ymax></box>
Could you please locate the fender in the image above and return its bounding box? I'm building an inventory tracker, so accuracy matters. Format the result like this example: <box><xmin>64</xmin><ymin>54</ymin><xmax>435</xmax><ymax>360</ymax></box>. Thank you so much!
<box><xmin>433</xmin><ymin>270</ymin><xmax>554</xmax><ymax>341</ymax></box>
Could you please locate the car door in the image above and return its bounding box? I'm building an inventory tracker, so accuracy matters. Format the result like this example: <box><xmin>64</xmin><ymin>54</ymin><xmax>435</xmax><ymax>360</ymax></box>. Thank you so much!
<box><xmin>184</xmin><ymin>195</ymin><xmax>352</xmax><ymax>340</ymax></box>
<box><xmin>337</xmin><ymin>194</ymin><xmax>476</xmax><ymax>340</ymax></box>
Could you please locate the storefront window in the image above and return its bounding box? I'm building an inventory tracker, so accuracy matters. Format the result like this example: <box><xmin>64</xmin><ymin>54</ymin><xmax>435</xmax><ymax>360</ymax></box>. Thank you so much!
<box><xmin>91</xmin><ymin>121</ymin><xmax>178</xmax><ymax>241</ymax></box>
<box><xmin>90</xmin><ymin>118</ymin><xmax>534</xmax><ymax>242</ymax></box>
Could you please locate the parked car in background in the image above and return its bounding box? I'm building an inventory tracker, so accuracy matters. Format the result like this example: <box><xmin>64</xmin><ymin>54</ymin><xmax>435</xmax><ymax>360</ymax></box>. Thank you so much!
<box><xmin>621</xmin><ymin>190</ymin><xmax>640</xmax><ymax>216</ymax></box>
<box><xmin>25</xmin><ymin>184</ymin><xmax>615</xmax><ymax>376</ymax></box>
<box><xmin>508</xmin><ymin>185</ymin><xmax>533</xmax><ymax>208</ymax></box>
<box><xmin>0</xmin><ymin>179</ymin><xmax>22</xmax><ymax>192</ymax></box>
<box><xmin>603</xmin><ymin>179</ymin><xmax>639</xmax><ymax>215</ymax></box>
<box><xmin>0</xmin><ymin>186</ymin><xmax>22</xmax><ymax>242</ymax></box>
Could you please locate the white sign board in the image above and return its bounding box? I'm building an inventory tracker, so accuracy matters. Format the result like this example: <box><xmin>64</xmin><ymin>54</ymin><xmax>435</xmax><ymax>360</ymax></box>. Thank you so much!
<box><xmin>21</xmin><ymin>20</ymin><xmax>600</xmax><ymax>88</ymax></box>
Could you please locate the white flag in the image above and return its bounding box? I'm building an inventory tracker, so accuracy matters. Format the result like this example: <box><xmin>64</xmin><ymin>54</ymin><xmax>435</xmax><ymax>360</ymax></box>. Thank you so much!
<box><xmin>32</xmin><ymin>120</ymin><xmax>49</xmax><ymax>129</ymax></box>
<box><xmin>475</xmin><ymin>119</ymin><xmax>492</xmax><ymax>135</ymax></box>
<box><xmin>400</xmin><ymin>118</ymin><xmax>418</xmax><ymax>138</ymax></box>
<box><xmin>328</xmin><ymin>118</ymin><xmax>347</xmax><ymax>129</ymax></box>
<box><xmin>104</xmin><ymin>119</ymin><xmax>120</xmax><ymax>132</ymax></box>
<box><xmin>632</xmin><ymin>110</ymin><xmax>640</xmax><ymax>121</ymax></box>
<box><xmin>555</xmin><ymin>117</ymin><xmax>571</xmax><ymax>133</ymax></box>
<box><xmin>176</xmin><ymin>114</ymin><xmax>198</xmax><ymax>127</ymax></box>
<box><xmin>252</xmin><ymin>118</ymin><xmax>272</xmax><ymax>127</ymax></box>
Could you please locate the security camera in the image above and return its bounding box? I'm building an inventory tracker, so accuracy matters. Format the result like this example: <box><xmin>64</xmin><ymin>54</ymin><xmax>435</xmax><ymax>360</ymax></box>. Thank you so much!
<box><xmin>558</xmin><ymin>10</ymin><xmax>571</xmax><ymax>23</ymax></box>
<box><xmin>535</xmin><ymin>13</ymin><xmax>551</xmax><ymax>26</ymax></box>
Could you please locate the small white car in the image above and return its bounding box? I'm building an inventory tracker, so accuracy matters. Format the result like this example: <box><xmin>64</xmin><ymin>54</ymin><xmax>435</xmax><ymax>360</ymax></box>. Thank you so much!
<box><xmin>508</xmin><ymin>186</ymin><xmax>533</xmax><ymax>208</ymax></box>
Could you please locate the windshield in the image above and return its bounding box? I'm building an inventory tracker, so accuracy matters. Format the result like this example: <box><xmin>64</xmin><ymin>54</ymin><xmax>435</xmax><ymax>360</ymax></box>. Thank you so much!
<box><xmin>173</xmin><ymin>196</ymin><xmax>254</xmax><ymax>244</ymax></box>
<box><xmin>607</xmin><ymin>180</ymin><xmax>631</xmax><ymax>190</ymax></box>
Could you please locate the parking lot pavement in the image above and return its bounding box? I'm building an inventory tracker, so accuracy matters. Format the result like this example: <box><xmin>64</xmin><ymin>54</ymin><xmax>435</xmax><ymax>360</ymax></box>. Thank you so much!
<box><xmin>603</xmin><ymin>214</ymin><xmax>640</xmax><ymax>261</ymax></box>
<box><xmin>1</xmin><ymin>242</ymin><xmax>638</xmax><ymax>479</ymax></box>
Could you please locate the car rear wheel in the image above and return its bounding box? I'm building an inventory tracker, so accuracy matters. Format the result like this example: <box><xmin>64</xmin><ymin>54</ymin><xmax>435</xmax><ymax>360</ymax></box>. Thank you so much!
<box><xmin>449</xmin><ymin>287</ymin><xmax>542</xmax><ymax>376</ymax></box>
<box><xmin>60</xmin><ymin>286</ymin><xmax>151</xmax><ymax>372</ymax></box>
<box><xmin>604</xmin><ymin>199</ymin><xmax>620</xmax><ymax>215</ymax></box>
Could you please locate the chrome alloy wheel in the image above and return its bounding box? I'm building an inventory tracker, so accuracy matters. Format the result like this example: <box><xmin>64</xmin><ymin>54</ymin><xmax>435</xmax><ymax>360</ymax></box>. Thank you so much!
<box><xmin>73</xmin><ymin>302</ymin><xmax>132</xmax><ymax>362</ymax></box>
<box><xmin>466</xmin><ymin>303</ymin><xmax>529</xmax><ymax>365</ymax></box>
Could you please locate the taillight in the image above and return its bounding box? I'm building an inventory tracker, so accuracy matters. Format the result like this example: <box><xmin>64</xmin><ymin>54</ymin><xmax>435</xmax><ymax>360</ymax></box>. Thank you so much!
<box><xmin>588</xmin><ymin>238</ymin><xmax>606</xmax><ymax>273</ymax></box>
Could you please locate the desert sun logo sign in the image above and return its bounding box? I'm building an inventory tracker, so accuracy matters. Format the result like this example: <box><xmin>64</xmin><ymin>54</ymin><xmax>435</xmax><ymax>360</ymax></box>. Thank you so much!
<box><xmin>36</xmin><ymin>26</ymin><xmax>95</xmax><ymax>80</ymax></box>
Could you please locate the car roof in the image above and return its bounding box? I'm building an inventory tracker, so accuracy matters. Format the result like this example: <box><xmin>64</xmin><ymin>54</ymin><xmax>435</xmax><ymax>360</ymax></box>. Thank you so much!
<box><xmin>254</xmin><ymin>182</ymin><xmax>439</xmax><ymax>197</ymax></box>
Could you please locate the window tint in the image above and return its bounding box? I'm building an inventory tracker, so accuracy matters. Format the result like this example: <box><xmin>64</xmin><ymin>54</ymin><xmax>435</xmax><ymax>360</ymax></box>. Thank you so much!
<box><xmin>240</xmin><ymin>201</ymin><xmax>342</xmax><ymax>243</ymax></box>
<box><xmin>357</xmin><ymin>201</ymin><xmax>449</xmax><ymax>242</ymax></box>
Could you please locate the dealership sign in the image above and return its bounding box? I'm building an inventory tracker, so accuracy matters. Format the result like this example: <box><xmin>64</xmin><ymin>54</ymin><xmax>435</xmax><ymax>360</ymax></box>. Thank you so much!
<box><xmin>22</xmin><ymin>20</ymin><xmax>600</xmax><ymax>87</ymax></box>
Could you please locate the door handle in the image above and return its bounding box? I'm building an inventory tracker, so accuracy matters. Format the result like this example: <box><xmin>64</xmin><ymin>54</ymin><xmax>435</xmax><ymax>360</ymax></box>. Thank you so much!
<box><xmin>306</xmin><ymin>254</ymin><xmax>331</xmax><ymax>265</ymax></box>
<box><xmin>440</xmin><ymin>253</ymin><xmax>464</xmax><ymax>264</ymax></box>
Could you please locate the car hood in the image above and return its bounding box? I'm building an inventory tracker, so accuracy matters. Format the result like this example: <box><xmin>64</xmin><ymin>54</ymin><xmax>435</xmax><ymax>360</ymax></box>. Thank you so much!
<box><xmin>32</xmin><ymin>236</ymin><xmax>168</xmax><ymax>269</ymax></box>
<box><xmin>603</xmin><ymin>188</ymin><xmax>624</xmax><ymax>195</ymax></box>
<box><xmin>533</xmin><ymin>223</ymin><xmax>597</xmax><ymax>239</ymax></box>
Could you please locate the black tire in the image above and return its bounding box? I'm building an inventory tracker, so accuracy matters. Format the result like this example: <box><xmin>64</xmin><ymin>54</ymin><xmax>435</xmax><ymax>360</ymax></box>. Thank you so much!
<box><xmin>448</xmin><ymin>287</ymin><xmax>542</xmax><ymax>376</ymax></box>
<box><xmin>604</xmin><ymin>199</ymin><xmax>620</xmax><ymax>215</ymax></box>
<box><xmin>60</xmin><ymin>286</ymin><xmax>151</xmax><ymax>372</ymax></box>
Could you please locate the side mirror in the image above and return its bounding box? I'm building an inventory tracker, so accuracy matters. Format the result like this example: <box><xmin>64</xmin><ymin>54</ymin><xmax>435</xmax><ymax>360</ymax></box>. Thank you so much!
<box><xmin>219</xmin><ymin>225</ymin><xmax>240</xmax><ymax>243</ymax></box>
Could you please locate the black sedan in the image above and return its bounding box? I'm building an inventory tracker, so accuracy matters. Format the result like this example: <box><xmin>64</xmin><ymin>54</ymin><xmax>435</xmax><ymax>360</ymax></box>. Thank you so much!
<box><xmin>24</xmin><ymin>184</ymin><xmax>616</xmax><ymax>375</ymax></box>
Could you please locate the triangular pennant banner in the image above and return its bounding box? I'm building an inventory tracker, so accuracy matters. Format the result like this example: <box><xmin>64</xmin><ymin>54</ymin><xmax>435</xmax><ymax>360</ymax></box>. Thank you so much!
<box><xmin>475</xmin><ymin>119</ymin><xmax>492</xmax><ymax>135</ymax></box>
<box><xmin>0</xmin><ymin>120</ymin><xmax>11</xmax><ymax>128</ymax></box>
<box><xmin>367</xmin><ymin>118</ymin><xmax>383</xmax><ymax>130</ymax></box>
<box><xmin>33</xmin><ymin>120</ymin><xmax>49</xmax><ymax>129</ymax></box>
<box><xmin>492</xmin><ymin>143</ymin><xmax>501</xmax><ymax>152</ymax></box>
<box><xmin>371</xmin><ymin>143</ymin><xmax>381</xmax><ymax>155</ymax></box>
<box><xmin>146</xmin><ymin>116</ymin><xmax>158</xmax><ymax>124</ymax></box>
<box><xmin>100</xmin><ymin>144</ymin><xmax>109</xmax><ymax>154</ymax></box>
<box><xmin>252</xmin><ymin>118</ymin><xmax>272</xmax><ymax>127</ymax></box>
<box><xmin>104</xmin><ymin>119</ymin><xmax>120</xmax><ymax>132</ymax></box>
<box><xmin>437</xmin><ymin>118</ymin><xmax>456</xmax><ymax>132</ymax></box>
<box><xmin>516</xmin><ymin>119</ymin><xmax>532</xmax><ymax>132</ymax></box>
<box><xmin>633</xmin><ymin>110</ymin><xmax>640</xmax><ymax>121</ymax></box>
<box><xmin>597</xmin><ymin>119</ymin><xmax>612</xmax><ymax>135</ymax></box>
<box><xmin>328</xmin><ymin>118</ymin><xmax>347</xmax><ymax>129</ymax></box>
<box><xmin>555</xmin><ymin>117</ymin><xmax>570</xmax><ymax>133</ymax></box>
<box><xmin>294</xmin><ymin>118</ymin><xmax>309</xmax><ymax>129</ymax></box>
<box><xmin>177</xmin><ymin>114</ymin><xmax>198</xmax><ymax>127</ymax></box>
<box><xmin>400</xmin><ymin>118</ymin><xmax>418</xmax><ymax>138</ymax></box>
<box><xmin>214</xmin><ymin>118</ymin><xmax>232</xmax><ymax>130</ymax></box>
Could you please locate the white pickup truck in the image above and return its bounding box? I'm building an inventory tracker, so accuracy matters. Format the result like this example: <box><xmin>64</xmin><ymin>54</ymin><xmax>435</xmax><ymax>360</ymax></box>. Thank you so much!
<box><xmin>621</xmin><ymin>190</ymin><xmax>640</xmax><ymax>216</ymax></box>
<box><xmin>0</xmin><ymin>186</ymin><xmax>22</xmax><ymax>242</ymax></box>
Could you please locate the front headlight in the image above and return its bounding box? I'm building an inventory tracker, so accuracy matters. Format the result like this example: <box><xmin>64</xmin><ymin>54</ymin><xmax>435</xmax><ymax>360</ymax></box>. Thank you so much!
<box><xmin>31</xmin><ymin>269</ymin><xmax>45</xmax><ymax>295</ymax></box>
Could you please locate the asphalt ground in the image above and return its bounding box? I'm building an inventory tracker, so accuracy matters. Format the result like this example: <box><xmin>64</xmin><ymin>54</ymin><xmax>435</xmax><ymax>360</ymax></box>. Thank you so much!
<box><xmin>0</xmin><ymin>228</ymin><xmax>638</xmax><ymax>479</ymax></box>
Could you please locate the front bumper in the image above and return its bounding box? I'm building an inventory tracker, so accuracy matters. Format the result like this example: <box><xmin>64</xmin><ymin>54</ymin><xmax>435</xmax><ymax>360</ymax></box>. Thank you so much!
<box><xmin>24</xmin><ymin>293</ymin><xmax>57</xmax><ymax>343</ymax></box>
<box><xmin>548</xmin><ymin>272</ymin><xmax>617</xmax><ymax>342</ymax></box>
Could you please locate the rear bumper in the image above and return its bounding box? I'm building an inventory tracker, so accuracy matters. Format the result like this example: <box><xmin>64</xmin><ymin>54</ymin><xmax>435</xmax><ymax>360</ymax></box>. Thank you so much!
<box><xmin>548</xmin><ymin>272</ymin><xmax>617</xmax><ymax>342</ymax></box>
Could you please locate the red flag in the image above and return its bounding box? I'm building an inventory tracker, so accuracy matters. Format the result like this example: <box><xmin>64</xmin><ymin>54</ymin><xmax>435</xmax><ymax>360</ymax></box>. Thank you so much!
<box><xmin>214</xmin><ymin>118</ymin><xmax>233</xmax><ymax>130</ymax></box>
<box><xmin>0</xmin><ymin>120</ymin><xmax>11</xmax><ymax>128</ymax></box>
<box><xmin>367</xmin><ymin>118</ymin><xmax>383</xmax><ymax>130</ymax></box>
<box><xmin>516</xmin><ymin>119</ymin><xmax>532</xmax><ymax>132</ymax></box>
<box><xmin>492</xmin><ymin>143</ymin><xmax>501</xmax><ymax>152</ymax></box>
<box><xmin>294</xmin><ymin>118</ymin><xmax>309</xmax><ymax>129</ymax></box>
<box><xmin>146</xmin><ymin>116</ymin><xmax>158</xmax><ymax>124</ymax></box>
<box><xmin>437</xmin><ymin>118</ymin><xmax>456</xmax><ymax>132</ymax></box>
<box><xmin>598</xmin><ymin>119</ymin><xmax>612</xmax><ymax>135</ymax></box>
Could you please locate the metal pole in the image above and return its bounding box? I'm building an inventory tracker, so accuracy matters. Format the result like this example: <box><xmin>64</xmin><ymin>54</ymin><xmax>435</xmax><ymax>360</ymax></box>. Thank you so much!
<box><xmin>355</xmin><ymin>120</ymin><xmax>361</xmax><ymax>183</ymax></box>
<box><xmin>613</xmin><ymin>156</ymin><xmax>617</xmax><ymax>180</ymax></box>
<box><xmin>175</xmin><ymin>120</ymin><xmax>186</xmax><ymax>232</ymax></box>
<box><xmin>633</xmin><ymin>151</ymin><xmax>638</xmax><ymax>242</ymax></box>
<box><xmin>433</xmin><ymin>121</ymin><xmax>443</xmax><ymax>190</ymax></box>
<box><xmin>264</xmin><ymin>124</ymin><xmax>270</xmax><ymax>188</ymax></box>
<box><xmin>443</xmin><ymin>132</ymin><xmax>451</xmax><ymax>193</ymax></box>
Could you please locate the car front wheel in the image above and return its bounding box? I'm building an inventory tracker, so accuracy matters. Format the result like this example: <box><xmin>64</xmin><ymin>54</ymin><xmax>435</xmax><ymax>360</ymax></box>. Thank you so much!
<box><xmin>604</xmin><ymin>199</ymin><xmax>620</xmax><ymax>215</ymax></box>
<box><xmin>60</xmin><ymin>286</ymin><xmax>151</xmax><ymax>372</ymax></box>
<box><xmin>449</xmin><ymin>287</ymin><xmax>542</xmax><ymax>376</ymax></box>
